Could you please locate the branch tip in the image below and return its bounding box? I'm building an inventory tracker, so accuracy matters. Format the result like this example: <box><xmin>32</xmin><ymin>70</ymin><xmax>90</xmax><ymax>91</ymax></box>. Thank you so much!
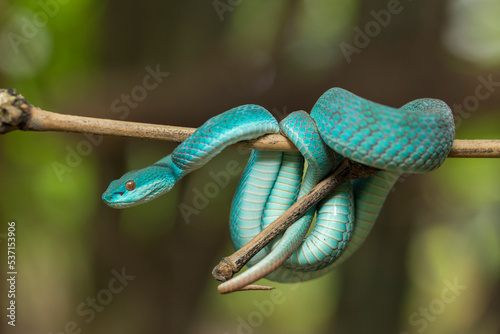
<box><xmin>0</xmin><ymin>89</ymin><xmax>33</xmax><ymax>134</ymax></box>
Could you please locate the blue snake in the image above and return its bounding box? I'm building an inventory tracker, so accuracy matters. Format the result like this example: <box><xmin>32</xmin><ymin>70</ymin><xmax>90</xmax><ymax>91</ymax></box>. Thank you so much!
<box><xmin>102</xmin><ymin>88</ymin><xmax>455</xmax><ymax>293</ymax></box>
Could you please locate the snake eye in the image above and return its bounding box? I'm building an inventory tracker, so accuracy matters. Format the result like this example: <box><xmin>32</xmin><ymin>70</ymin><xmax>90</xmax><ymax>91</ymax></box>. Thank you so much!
<box><xmin>125</xmin><ymin>180</ymin><xmax>136</xmax><ymax>191</ymax></box>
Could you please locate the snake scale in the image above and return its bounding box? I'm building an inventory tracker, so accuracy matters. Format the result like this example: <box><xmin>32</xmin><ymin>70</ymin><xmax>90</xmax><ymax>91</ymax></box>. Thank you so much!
<box><xmin>102</xmin><ymin>87</ymin><xmax>455</xmax><ymax>293</ymax></box>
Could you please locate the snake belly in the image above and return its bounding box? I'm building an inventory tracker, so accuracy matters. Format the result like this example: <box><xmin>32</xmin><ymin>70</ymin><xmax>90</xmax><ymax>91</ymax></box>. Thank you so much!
<box><xmin>229</xmin><ymin>111</ymin><xmax>355</xmax><ymax>278</ymax></box>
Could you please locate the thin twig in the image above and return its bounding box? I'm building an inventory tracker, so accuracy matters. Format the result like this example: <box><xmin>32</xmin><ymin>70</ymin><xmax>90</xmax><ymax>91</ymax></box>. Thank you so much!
<box><xmin>1</xmin><ymin>89</ymin><xmax>500</xmax><ymax>157</ymax></box>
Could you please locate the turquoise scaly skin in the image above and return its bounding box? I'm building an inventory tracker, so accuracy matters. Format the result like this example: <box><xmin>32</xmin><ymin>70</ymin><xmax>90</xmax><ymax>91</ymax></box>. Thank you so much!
<box><xmin>229</xmin><ymin>150</ymin><xmax>287</xmax><ymax>263</ymax></box>
<box><xmin>229</xmin><ymin>111</ymin><xmax>355</xmax><ymax>284</ymax></box>
<box><xmin>265</xmin><ymin>170</ymin><xmax>399</xmax><ymax>284</ymax></box>
<box><xmin>102</xmin><ymin>104</ymin><xmax>279</xmax><ymax>208</ymax></box>
<box><xmin>277</xmin><ymin>112</ymin><xmax>353</xmax><ymax>272</ymax></box>
<box><xmin>311</xmin><ymin>88</ymin><xmax>455</xmax><ymax>172</ymax></box>
<box><xmin>102</xmin><ymin>88</ymin><xmax>455</xmax><ymax>291</ymax></box>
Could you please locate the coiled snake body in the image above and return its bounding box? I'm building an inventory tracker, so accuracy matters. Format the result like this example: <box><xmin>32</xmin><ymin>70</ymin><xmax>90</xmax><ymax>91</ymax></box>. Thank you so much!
<box><xmin>103</xmin><ymin>88</ymin><xmax>455</xmax><ymax>292</ymax></box>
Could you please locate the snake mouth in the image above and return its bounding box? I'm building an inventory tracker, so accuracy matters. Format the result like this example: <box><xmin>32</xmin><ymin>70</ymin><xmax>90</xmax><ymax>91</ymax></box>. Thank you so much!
<box><xmin>102</xmin><ymin>198</ymin><xmax>138</xmax><ymax>209</ymax></box>
<box><xmin>102</xmin><ymin>191</ymin><xmax>135</xmax><ymax>208</ymax></box>
<box><xmin>102</xmin><ymin>187</ymin><xmax>159</xmax><ymax>208</ymax></box>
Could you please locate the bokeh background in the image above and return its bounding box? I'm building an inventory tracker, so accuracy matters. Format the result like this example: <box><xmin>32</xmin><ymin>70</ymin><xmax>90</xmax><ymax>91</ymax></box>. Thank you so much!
<box><xmin>1</xmin><ymin>0</ymin><xmax>500</xmax><ymax>333</ymax></box>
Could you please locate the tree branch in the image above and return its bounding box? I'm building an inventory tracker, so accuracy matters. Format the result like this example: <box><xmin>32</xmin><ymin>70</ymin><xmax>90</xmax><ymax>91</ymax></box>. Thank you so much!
<box><xmin>1</xmin><ymin>89</ymin><xmax>499</xmax><ymax>157</ymax></box>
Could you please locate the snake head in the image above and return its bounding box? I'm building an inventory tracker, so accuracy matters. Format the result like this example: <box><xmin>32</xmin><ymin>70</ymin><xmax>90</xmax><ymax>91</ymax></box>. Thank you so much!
<box><xmin>102</xmin><ymin>165</ymin><xmax>177</xmax><ymax>209</ymax></box>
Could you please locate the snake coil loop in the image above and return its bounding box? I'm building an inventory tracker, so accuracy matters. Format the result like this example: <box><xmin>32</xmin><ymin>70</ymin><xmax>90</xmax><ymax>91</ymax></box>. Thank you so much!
<box><xmin>102</xmin><ymin>88</ymin><xmax>455</xmax><ymax>292</ymax></box>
